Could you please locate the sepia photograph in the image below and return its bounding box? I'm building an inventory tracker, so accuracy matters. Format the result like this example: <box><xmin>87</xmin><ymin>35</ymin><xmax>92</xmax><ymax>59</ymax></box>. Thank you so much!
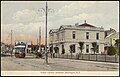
<box><xmin>1</xmin><ymin>1</ymin><xmax>119</xmax><ymax>76</ymax></box>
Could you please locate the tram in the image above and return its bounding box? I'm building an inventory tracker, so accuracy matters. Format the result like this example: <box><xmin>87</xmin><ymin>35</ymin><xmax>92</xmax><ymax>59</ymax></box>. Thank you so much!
<box><xmin>14</xmin><ymin>41</ymin><xmax>26</xmax><ymax>58</ymax></box>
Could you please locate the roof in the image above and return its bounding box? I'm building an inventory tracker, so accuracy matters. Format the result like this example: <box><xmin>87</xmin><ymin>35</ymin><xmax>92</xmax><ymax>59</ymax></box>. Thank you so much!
<box><xmin>15</xmin><ymin>45</ymin><xmax>26</xmax><ymax>48</ymax></box>
<box><xmin>105</xmin><ymin>32</ymin><xmax>119</xmax><ymax>39</ymax></box>
<box><xmin>49</xmin><ymin>20</ymin><xmax>104</xmax><ymax>34</ymax></box>
<box><xmin>105</xmin><ymin>32</ymin><xmax>115</xmax><ymax>38</ymax></box>
<box><xmin>61</xmin><ymin>20</ymin><xmax>96</xmax><ymax>28</ymax></box>
<box><xmin>105</xmin><ymin>28</ymin><xmax>116</xmax><ymax>37</ymax></box>
<box><xmin>78</xmin><ymin>22</ymin><xmax>95</xmax><ymax>27</ymax></box>
<box><xmin>49</xmin><ymin>29</ymin><xmax>58</xmax><ymax>34</ymax></box>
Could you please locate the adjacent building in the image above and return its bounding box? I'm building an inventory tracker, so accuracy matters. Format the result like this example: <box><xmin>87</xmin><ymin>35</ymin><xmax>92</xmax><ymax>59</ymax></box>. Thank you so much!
<box><xmin>105</xmin><ymin>28</ymin><xmax>119</xmax><ymax>47</ymax></box>
<box><xmin>49</xmin><ymin>21</ymin><xmax>105</xmax><ymax>55</ymax></box>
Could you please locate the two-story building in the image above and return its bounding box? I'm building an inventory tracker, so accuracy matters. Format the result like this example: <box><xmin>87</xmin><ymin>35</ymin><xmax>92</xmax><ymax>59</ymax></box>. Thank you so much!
<box><xmin>49</xmin><ymin>21</ymin><xmax>105</xmax><ymax>55</ymax></box>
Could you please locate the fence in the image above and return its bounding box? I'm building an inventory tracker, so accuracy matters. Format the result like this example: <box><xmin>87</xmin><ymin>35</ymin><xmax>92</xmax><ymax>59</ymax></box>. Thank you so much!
<box><xmin>48</xmin><ymin>53</ymin><xmax>119</xmax><ymax>63</ymax></box>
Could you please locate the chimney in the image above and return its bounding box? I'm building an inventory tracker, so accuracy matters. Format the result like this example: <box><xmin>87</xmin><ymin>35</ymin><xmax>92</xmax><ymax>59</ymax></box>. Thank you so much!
<box><xmin>110</xmin><ymin>28</ymin><xmax>112</xmax><ymax>31</ymax></box>
<box><xmin>84</xmin><ymin>20</ymin><xmax>86</xmax><ymax>23</ymax></box>
<box><xmin>75</xmin><ymin>23</ymin><xmax>79</xmax><ymax>26</ymax></box>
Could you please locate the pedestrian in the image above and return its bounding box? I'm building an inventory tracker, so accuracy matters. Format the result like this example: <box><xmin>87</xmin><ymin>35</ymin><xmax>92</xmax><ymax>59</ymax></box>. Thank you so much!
<box><xmin>10</xmin><ymin>49</ymin><xmax>13</xmax><ymax>57</ymax></box>
<box><xmin>53</xmin><ymin>53</ymin><xmax>55</xmax><ymax>58</ymax></box>
<box><xmin>33</xmin><ymin>51</ymin><xmax>37</xmax><ymax>59</ymax></box>
<box><xmin>51</xmin><ymin>53</ymin><xmax>52</xmax><ymax>58</ymax></box>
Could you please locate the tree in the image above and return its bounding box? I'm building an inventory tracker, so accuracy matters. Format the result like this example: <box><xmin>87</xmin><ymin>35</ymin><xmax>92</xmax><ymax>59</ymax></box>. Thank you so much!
<box><xmin>114</xmin><ymin>39</ymin><xmax>119</xmax><ymax>55</ymax></box>
<box><xmin>107</xmin><ymin>45</ymin><xmax>116</xmax><ymax>55</ymax></box>
<box><xmin>114</xmin><ymin>47</ymin><xmax>119</xmax><ymax>55</ymax></box>
<box><xmin>69</xmin><ymin>45</ymin><xmax>74</xmax><ymax>58</ymax></box>
<box><xmin>78</xmin><ymin>42</ymin><xmax>84</xmax><ymax>54</ymax></box>
<box><xmin>91</xmin><ymin>42</ymin><xmax>98</xmax><ymax>54</ymax></box>
<box><xmin>114</xmin><ymin>39</ymin><xmax>119</xmax><ymax>48</ymax></box>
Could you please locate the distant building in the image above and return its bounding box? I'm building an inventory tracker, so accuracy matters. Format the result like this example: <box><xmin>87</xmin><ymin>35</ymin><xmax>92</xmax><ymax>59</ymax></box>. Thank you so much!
<box><xmin>27</xmin><ymin>45</ymin><xmax>39</xmax><ymax>52</ymax></box>
<box><xmin>1</xmin><ymin>42</ymin><xmax>9</xmax><ymax>52</ymax></box>
<box><xmin>49</xmin><ymin>21</ymin><xmax>105</xmax><ymax>55</ymax></box>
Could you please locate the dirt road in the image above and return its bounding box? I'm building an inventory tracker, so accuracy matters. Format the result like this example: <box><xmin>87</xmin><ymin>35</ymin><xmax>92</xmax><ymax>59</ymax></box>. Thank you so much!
<box><xmin>1</xmin><ymin>55</ymin><xmax>119</xmax><ymax>71</ymax></box>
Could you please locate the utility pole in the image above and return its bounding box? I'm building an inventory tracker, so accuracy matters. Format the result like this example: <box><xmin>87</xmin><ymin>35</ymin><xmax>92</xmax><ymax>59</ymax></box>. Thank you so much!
<box><xmin>39</xmin><ymin>26</ymin><xmax>41</xmax><ymax>52</ymax></box>
<box><xmin>11</xmin><ymin>30</ymin><xmax>12</xmax><ymax>57</ymax></box>
<box><xmin>39</xmin><ymin>1</ymin><xmax>54</xmax><ymax>64</ymax></box>
<box><xmin>45</xmin><ymin>1</ymin><xmax>48</xmax><ymax>64</ymax></box>
<box><xmin>37</xmin><ymin>38</ymin><xmax>38</xmax><ymax>51</ymax></box>
<box><xmin>37</xmin><ymin>38</ymin><xmax>38</xmax><ymax>45</ymax></box>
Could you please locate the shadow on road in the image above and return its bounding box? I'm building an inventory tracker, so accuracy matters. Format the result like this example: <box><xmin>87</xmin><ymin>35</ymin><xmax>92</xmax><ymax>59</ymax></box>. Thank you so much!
<box><xmin>23</xmin><ymin>56</ymin><xmax>44</xmax><ymax>59</ymax></box>
<box><xmin>23</xmin><ymin>57</ymin><xmax>35</xmax><ymax>59</ymax></box>
<box><xmin>1</xmin><ymin>54</ymin><xmax>11</xmax><ymax>57</ymax></box>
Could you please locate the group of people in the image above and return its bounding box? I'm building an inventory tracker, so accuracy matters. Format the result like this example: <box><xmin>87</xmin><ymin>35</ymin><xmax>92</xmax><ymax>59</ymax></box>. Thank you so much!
<box><xmin>33</xmin><ymin>50</ymin><xmax>44</xmax><ymax>58</ymax></box>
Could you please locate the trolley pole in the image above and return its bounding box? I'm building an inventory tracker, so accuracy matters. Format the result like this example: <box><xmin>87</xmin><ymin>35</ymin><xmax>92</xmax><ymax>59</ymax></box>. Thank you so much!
<box><xmin>11</xmin><ymin>30</ymin><xmax>13</xmax><ymax>57</ymax></box>
<box><xmin>45</xmin><ymin>1</ymin><xmax>48</xmax><ymax>64</ymax></box>
<box><xmin>39</xmin><ymin>1</ymin><xmax>54</xmax><ymax>64</ymax></box>
<box><xmin>39</xmin><ymin>26</ymin><xmax>41</xmax><ymax>52</ymax></box>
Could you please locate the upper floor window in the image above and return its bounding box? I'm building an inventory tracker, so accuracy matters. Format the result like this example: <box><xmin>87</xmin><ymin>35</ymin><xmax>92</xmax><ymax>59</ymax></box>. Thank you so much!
<box><xmin>61</xmin><ymin>32</ymin><xmax>63</xmax><ymax>40</ymax></box>
<box><xmin>86</xmin><ymin>32</ymin><xmax>89</xmax><ymax>39</ymax></box>
<box><xmin>51</xmin><ymin>34</ymin><xmax>54</xmax><ymax>40</ymax></box>
<box><xmin>72</xmin><ymin>31</ymin><xmax>76</xmax><ymax>39</ymax></box>
<box><xmin>96</xmin><ymin>33</ymin><xmax>99</xmax><ymax>40</ymax></box>
<box><xmin>50</xmin><ymin>34</ymin><xmax>54</xmax><ymax>41</ymax></box>
<box><xmin>56</xmin><ymin>33</ymin><xmax>59</xmax><ymax>41</ymax></box>
<box><xmin>62</xmin><ymin>31</ymin><xmax>64</xmax><ymax>40</ymax></box>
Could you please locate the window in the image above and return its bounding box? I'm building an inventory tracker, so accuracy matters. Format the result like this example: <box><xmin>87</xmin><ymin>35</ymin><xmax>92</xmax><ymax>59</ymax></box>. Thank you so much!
<box><xmin>72</xmin><ymin>31</ymin><xmax>76</xmax><ymax>39</ymax></box>
<box><xmin>70</xmin><ymin>44</ymin><xmax>76</xmax><ymax>53</ymax></box>
<box><xmin>86</xmin><ymin>45</ymin><xmax>89</xmax><ymax>53</ymax></box>
<box><xmin>57</xmin><ymin>33</ymin><xmax>59</xmax><ymax>41</ymax></box>
<box><xmin>96</xmin><ymin>33</ymin><xmax>99</xmax><ymax>40</ymax></box>
<box><xmin>86</xmin><ymin>32</ymin><xmax>89</xmax><ymax>39</ymax></box>
<box><xmin>62</xmin><ymin>44</ymin><xmax>64</xmax><ymax>50</ymax></box>
<box><xmin>62</xmin><ymin>32</ymin><xmax>64</xmax><ymax>40</ymax></box>
<box><xmin>62</xmin><ymin>44</ymin><xmax>65</xmax><ymax>54</ymax></box>
<box><xmin>96</xmin><ymin>45</ymin><xmax>99</xmax><ymax>53</ymax></box>
<box><xmin>72</xmin><ymin>44</ymin><xmax>76</xmax><ymax>53</ymax></box>
<box><xmin>51</xmin><ymin>34</ymin><xmax>53</xmax><ymax>41</ymax></box>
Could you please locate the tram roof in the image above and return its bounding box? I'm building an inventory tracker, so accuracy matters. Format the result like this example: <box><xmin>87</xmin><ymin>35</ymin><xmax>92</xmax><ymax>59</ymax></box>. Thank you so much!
<box><xmin>14</xmin><ymin>45</ymin><xmax>26</xmax><ymax>48</ymax></box>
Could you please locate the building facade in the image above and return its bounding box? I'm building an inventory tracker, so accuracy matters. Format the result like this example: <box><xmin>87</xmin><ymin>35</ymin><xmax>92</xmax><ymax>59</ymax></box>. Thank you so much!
<box><xmin>49</xmin><ymin>21</ymin><xmax>105</xmax><ymax>55</ymax></box>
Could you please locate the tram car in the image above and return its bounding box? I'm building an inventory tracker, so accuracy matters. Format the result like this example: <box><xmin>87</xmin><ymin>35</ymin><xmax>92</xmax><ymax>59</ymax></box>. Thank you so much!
<box><xmin>14</xmin><ymin>41</ymin><xmax>26</xmax><ymax>58</ymax></box>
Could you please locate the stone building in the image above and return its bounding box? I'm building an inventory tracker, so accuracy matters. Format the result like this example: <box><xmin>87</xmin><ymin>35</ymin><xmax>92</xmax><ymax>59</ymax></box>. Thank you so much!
<box><xmin>49</xmin><ymin>21</ymin><xmax>105</xmax><ymax>55</ymax></box>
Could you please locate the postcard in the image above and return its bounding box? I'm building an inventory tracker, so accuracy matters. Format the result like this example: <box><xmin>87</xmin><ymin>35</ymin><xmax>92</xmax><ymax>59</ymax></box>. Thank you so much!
<box><xmin>1</xmin><ymin>1</ymin><xmax>119</xmax><ymax>76</ymax></box>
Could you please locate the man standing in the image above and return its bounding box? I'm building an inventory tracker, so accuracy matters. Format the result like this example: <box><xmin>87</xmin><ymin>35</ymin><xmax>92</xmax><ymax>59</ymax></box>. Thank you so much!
<box><xmin>10</xmin><ymin>48</ymin><xmax>13</xmax><ymax>57</ymax></box>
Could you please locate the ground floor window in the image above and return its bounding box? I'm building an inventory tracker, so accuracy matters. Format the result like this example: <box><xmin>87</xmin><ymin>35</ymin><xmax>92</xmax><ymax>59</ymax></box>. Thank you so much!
<box><xmin>86</xmin><ymin>45</ymin><xmax>89</xmax><ymax>53</ymax></box>
<box><xmin>69</xmin><ymin>44</ymin><xmax>76</xmax><ymax>53</ymax></box>
<box><xmin>62</xmin><ymin>44</ymin><xmax>65</xmax><ymax>54</ymax></box>
<box><xmin>72</xmin><ymin>44</ymin><xmax>76</xmax><ymax>53</ymax></box>
<box><xmin>62</xmin><ymin>44</ymin><xmax>64</xmax><ymax>50</ymax></box>
<box><xmin>54</xmin><ymin>47</ymin><xmax>59</xmax><ymax>53</ymax></box>
<box><xmin>96</xmin><ymin>45</ymin><xmax>99</xmax><ymax>53</ymax></box>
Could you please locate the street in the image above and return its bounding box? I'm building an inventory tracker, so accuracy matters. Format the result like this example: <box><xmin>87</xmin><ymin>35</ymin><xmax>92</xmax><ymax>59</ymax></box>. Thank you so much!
<box><xmin>1</xmin><ymin>54</ymin><xmax>119</xmax><ymax>71</ymax></box>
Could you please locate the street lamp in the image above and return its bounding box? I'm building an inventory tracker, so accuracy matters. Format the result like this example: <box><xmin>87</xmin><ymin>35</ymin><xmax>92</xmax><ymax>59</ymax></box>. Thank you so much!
<box><xmin>39</xmin><ymin>1</ymin><xmax>54</xmax><ymax>64</ymax></box>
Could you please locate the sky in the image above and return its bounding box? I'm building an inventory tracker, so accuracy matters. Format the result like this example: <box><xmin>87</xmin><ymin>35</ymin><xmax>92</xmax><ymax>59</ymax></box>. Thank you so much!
<box><xmin>1</xmin><ymin>1</ymin><xmax>119</xmax><ymax>45</ymax></box>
